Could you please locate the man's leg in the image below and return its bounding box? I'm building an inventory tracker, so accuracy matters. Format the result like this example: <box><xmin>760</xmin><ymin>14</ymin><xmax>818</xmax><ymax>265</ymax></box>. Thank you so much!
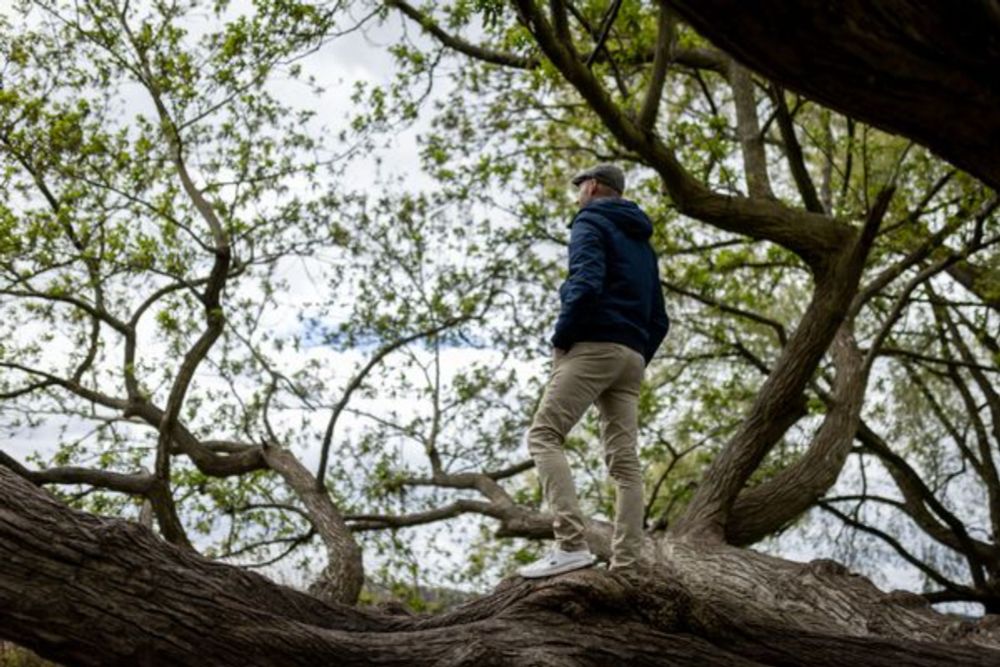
<box><xmin>595</xmin><ymin>344</ymin><xmax>646</xmax><ymax>569</ymax></box>
<box><xmin>527</xmin><ymin>342</ymin><xmax>625</xmax><ymax>552</ymax></box>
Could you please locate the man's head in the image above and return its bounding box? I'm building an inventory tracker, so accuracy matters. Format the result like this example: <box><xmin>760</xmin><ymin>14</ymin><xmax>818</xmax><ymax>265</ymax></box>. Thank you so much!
<box><xmin>572</xmin><ymin>164</ymin><xmax>625</xmax><ymax>207</ymax></box>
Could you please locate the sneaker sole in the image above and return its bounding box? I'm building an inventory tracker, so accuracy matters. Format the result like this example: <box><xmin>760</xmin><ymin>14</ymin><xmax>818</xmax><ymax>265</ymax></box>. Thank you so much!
<box><xmin>518</xmin><ymin>558</ymin><xmax>596</xmax><ymax>579</ymax></box>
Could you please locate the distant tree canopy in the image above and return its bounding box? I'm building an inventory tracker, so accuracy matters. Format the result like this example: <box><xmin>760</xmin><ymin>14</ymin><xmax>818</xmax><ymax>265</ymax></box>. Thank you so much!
<box><xmin>1</xmin><ymin>1</ymin><xmax>999</xmax><ymax>665</ymax></box>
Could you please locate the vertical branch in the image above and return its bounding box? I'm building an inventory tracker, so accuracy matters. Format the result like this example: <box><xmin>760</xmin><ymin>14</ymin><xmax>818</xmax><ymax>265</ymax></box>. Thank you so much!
<box><xmin>584</xmin><ymin>0</ymin><xmax>623</xmax><ymax>67</ymax></box>
<box><xmin>114</xmin><ymin>0</ymin><xmax>233</xmax><ymax>549</ymax></box>
<box><xmin>549</xmin><ymin>0</ymin><xmax>574</xmax><ymax>50</ymax></box>
<box><xmin>426</xmin><ymin>335</ymin><xmax>444</xmax><ymax>474</ymax></box>
<box><xmin>770</xmin><ymin>84</ymin><xmax>823</xmax><ymax>213</ymax></box>
<box><xmin>839</xmin><ymin>117</ymin><xmax>856</xmax><ymax>207</ymax></box>
<box><xmin>728</xmin><ymin>60</ymin><xmax>773</xmax><ymax>199</ymax></box>
<box><xmin>820</xmin><ymin>109</ymin><xmax>834</xmax><ymax>213</ymax></box>
<box><xmin>637</xmin><ymin>1</ymin><xmax>673</xmax><ymax>132</ymax></box>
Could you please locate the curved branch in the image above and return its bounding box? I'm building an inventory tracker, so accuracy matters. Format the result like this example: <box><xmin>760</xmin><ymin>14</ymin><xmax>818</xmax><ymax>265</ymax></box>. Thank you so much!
<box><xmin>672</xmin><ymin>189</ymin><xmax>892</xmax><ymax>540</ymax></box>
<box><xmin>385</xmin><ymin>0</ymin><xmax>539</xmax><ymax>69</ymax></box>
<box><xmin>637</xmin><ymin>1</ymin><xmax>672</xmax><ymax>131</ymax></box>
<box><xmin>261</xmin><ymin>447</ymin><xmax>363</xmax><ymax>605</ymax></box>
<box><xmin>856</xmin><ymin>420</ymin><xmax>996</xmax><ymax>579</ymax></box>
<box><xmin>315</xmin><ymin>316</ymin><xmax>475</xmax><ymax>490</ymax></box>
<box><xmin>724</xmin><ymin>322</ymin><xmax>865</xmax><ymax>545</ymax></box>
<box><xmin>818</xmin><ymin>500</ymin><xmax>974</xmax><ymax>596</ymax></box>
<box><xmin>0</xmin><ymin>451</ymin><xmax>153</xmax><ymax>495</ymax></box>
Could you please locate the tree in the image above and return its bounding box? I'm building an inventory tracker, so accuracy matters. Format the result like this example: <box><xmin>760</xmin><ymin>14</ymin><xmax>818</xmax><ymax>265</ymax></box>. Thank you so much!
<box><xmin>2</xmin><ymin>0</ymin><xmax>1000</xmax><ymax>664</ymax></box>
<box><xmin>6</xmin><ymin>465</ymin><xmax>1000</xmax><ymax>666</ymax></box>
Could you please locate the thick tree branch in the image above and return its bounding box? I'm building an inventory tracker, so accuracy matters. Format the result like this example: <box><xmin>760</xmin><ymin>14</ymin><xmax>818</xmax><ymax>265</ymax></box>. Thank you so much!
<box><xmin>0</xmin><ymin>451</ymin><xmax>153</xmax><ymax>495</ymax></box>
<box><xmin>724</xmin><ymin>322</ymin><xmax>865</xmax><ymax>545</ymax></box>
<box><xmin>261</xmin><ymin>447</ymin><xmax>364</xmax><ymax>605</ymax></box>
<box><xmin>4</xmin><ymin>466</ymin><xmax>1000</xmax><ymax>665</ymax></box>
<box><xmin>636</xmin><ymin>1</ymin><xmax>672</xmax><ymax>131</ymax></box>
<box><xmin>513</xmin><ymin>0</ymin><xmax>854</xmax><ymax>269</ymax></box>
<box><xmin>671</xmin><ymin>188</ymin><xmax>892</xmax><ymax>541</ymax></box>
<box><xmin>666</xmin><ymin>0</ymin><xmax>1000</xmax><ymax>190</ymax></box>
<box><xmin>728</xmin><ymin>61</ymin><xmax>773</xmax><ymax>199</ymax></box>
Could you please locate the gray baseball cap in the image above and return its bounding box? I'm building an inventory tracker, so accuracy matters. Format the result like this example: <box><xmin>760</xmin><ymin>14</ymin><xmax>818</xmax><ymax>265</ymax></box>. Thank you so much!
<box><xmin>571</xmin><ymin>163</ymin><xmax>625</xmax><ymax>193</ymax></box>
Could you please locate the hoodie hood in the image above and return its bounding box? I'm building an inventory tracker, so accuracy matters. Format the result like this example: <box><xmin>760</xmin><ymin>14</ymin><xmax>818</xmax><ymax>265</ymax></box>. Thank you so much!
<box><xmin>578</xmin><ymin>198</ymin><xmax>653</xmax><ymax>239</ymax></box>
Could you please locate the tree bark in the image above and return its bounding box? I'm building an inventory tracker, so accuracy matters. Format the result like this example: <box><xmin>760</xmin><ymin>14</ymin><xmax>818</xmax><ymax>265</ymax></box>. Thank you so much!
<box><xmin>724</xmin><ymin>322</ymin><xmax>866</xmax><ymax>545</ymax></box>
<box><xmin>667</xmin><ymin>0</ymin><xmax>1000</xmax><ymax>190</ymax></box>
<box><xmin>261</xmin><ymin>446</ymin><xmax>365</xmax><ymax>604</ymax></box>
<box><xmin>4</xmin><ymin>465</ymin><xmax>1000</xmax><ymax>666</ymax></box>
<box><xmin>670</xmin><ymin>191</ymin><xmax>889</xmax><ymax>541</ymax></box>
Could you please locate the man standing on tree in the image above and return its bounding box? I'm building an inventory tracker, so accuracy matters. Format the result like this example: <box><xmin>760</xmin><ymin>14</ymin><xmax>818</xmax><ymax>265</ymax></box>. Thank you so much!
<box><xmin>518</xmin><ymin>164</ymin><xmax>669</xmax><ymax>578</ymax></box>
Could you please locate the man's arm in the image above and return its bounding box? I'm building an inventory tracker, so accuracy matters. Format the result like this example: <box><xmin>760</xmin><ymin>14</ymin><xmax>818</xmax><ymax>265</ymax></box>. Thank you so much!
<box><xmin>644</xmin><ymin>271</ymin><xmax>670</xmax><ymax>365</ymax></box>
<box><xmin>551</xmin><ymin>219</ymin><xmax>606</xmax><ymax>350</ymax></box>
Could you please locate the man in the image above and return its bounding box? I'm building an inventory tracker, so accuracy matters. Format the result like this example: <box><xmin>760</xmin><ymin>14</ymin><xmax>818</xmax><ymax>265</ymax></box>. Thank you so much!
<box><xmin>518</xmin><ymin>164</ymin><xmax>669</xmax><ymax>578</ymax></box>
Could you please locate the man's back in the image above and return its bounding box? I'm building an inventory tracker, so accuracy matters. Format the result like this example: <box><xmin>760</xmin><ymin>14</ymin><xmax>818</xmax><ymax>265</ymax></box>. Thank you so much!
<box><xmin>551</xmin><ymin>198</ymin><xmax>669</xmax><ymax>365</ymax></box>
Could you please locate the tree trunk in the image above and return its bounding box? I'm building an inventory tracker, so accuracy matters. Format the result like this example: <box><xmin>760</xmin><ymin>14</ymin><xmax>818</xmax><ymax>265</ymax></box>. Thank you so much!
<box><xmin>3</xmin><ymin>466</ymin><xmax>1000</xmax><ymax>666</ymax></box>
<box><xmin>668</xmin><ymin>0</ymin><xmax>1000</xmax><ymax>190</ymax></box>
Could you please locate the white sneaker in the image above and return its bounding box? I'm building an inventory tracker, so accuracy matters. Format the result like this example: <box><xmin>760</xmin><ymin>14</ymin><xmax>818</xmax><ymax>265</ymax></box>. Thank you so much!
<box><xmin>517</xmin><ymin>547</ymin><xmax>596</xmax><ymax>578</ymax></box>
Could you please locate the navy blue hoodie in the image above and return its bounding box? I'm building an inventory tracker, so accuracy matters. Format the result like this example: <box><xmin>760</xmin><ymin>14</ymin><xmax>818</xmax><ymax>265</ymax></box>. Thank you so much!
<box><xmin>551</xmin><ymin>198</ymin><xmax>669</xmax><ymax>364</ymax></box>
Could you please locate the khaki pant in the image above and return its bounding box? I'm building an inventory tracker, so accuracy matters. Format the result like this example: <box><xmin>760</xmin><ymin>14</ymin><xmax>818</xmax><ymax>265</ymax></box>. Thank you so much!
<box><xmin>527</xmin><ymin>341</ymin><xmax>645</xmax><ymax>568</ymax></box>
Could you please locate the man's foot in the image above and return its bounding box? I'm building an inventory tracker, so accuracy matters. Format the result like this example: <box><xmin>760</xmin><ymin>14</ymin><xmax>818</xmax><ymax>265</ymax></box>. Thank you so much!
<box><xmin>517</xmin><ymin>547</ymin><xmax>596</xmax><ymax>578</ymax></box>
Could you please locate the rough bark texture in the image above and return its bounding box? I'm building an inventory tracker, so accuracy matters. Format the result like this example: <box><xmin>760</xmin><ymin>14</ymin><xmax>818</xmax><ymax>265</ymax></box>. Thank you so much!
<box><xmin>670</xmin><ymin>191</ymin><xmax>888</xmax><ymax>541</ymax></box>
<box><xmin>5</xmin><ymin>466</ymin><xmax>1000</xmax><ymax>666</ymax></box>
<box><xmin>668</xmin><ymin>0</ymin><xmax>1000</xmax><ymax>190</ymax></box>
<box><xmin>261</xmin><ymin>447</ymin><xmax>365</xmax><ymax>604</ymax></box>
<box><xmin>725</xmin><ymin>322</ymin><xmax>866</xmax><ymax>545</ymax></box>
